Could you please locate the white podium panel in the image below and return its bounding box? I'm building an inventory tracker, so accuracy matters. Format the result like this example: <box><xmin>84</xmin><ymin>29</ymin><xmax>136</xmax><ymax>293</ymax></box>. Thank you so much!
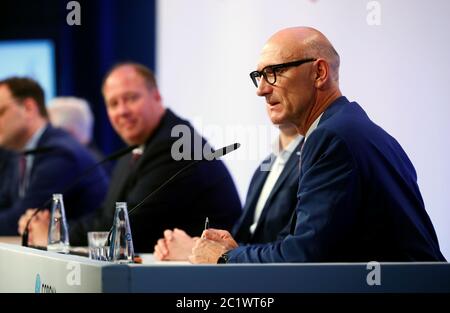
<box><xmin>1</xmin><ymin>243</ymin><xmax>449</xmax><ymax>293</ymax></box>
<box><xmin>0</xmin><ymin>243</ymin><xmax>128</xmax><ymax>292</ymax></box>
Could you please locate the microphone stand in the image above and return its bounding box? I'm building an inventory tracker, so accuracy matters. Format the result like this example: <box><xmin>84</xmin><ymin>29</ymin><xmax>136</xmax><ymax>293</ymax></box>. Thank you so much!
<box><xmin>106</xmin><ymin>142</ymin><xmax>241</xmax><ymax>246</ymax></box>
<box><xmin>21</xmin><ymin>144</ymin><xmax>138</xmax><ymax>247</ymax></box>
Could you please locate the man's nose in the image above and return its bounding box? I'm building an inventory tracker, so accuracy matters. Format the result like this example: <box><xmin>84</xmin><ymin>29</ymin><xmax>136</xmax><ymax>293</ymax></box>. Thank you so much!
<box><xmin>116</xmin><ymin>101</ymin><xmax>130</xmax><ymax>115</ymax></box>
<box><xmin>256</xmin><ymin>79</ymin><xmax>272</xmax><ymax>97</ymax></box>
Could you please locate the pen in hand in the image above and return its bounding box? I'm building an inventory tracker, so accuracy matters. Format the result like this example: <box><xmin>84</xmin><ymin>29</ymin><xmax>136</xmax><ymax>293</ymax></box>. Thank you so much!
<box><xmin>202</xmin><ymin>217</ymin><xmax>209</xmax><ymax>239</ymax></box>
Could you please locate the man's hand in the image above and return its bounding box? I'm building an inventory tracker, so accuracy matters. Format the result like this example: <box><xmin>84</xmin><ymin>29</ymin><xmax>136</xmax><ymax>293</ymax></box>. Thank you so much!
<box><xmin>18</xmin><ymin>209</ymin><xmax>50</xmax><ymax>247</ymax></box>
<box><xmin>18</xmin><ymin>208</ymin><xmax>37</xmax><ymax>235</ymax></box>
<box><xmin>154</xmin><ymin>228</ymin><xmax>197</xmax><ymax>261</ymax></box>
<box><xmin>201</xmin><ymin>228</ymin><xmax>238</xmax><ymax>249</ymax></box>
<box><xmin>188</xmin><ymin>228</ymin><xmax>238</xmax><ymax>264</ymax></box>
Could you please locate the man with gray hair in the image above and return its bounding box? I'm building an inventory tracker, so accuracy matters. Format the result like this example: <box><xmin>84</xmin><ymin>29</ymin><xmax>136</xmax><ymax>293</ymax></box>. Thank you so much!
<box><xmin>48</xmin><ymin>97</ymin><xmax>93</xmax><ymax>146</ymax></box>
<box><xmin>47</xmin><ymin>97</ymin><xmax>105</xmax><ymax>163</ymax></box>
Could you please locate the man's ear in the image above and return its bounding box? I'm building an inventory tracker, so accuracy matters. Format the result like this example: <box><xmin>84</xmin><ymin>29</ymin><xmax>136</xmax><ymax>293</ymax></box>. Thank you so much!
<box><xmin>21</xmin><ymin>97</ymin><xmax>39</xmax><ymax>114</ymax></box>
<box><xmin>151</xmin><ymin>88</ymin><xmax>162</xmax><ymax>102</ymax></box>
<box><xmin>314</xmin><ymin>59</ymin><xmax>330</xmax><ymax>89</ymax></box>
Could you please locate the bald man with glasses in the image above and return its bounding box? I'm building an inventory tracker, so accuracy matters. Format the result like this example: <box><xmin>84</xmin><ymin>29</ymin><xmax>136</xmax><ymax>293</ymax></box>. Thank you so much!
<box><xmin>190</xmin><ymin>26</ymin><xmax>445</xmax><ymax>264</ymax></box>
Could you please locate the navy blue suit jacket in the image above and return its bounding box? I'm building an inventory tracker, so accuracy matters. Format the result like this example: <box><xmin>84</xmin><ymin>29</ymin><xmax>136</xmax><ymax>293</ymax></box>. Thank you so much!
<box><xmin>228</xmin><ymin>96</ymin><xmax>445</xmax><ymax>262</ymax></box>
<box><xmin>69</xmin><ymin>109</ymin><xmax>242</xmax><ymax>252</ymax></box>
<box><xmin>232</xmin><ymin>140</ymin><xmax>301</xmax><ymax>244</ymax></box>
<box><xmin>0</xmin><ymin>148</ymin><xmax>18</xmax><ymax>209</ymax></box>
<box><xmin>0</xmin><ymin>125</ymin><xmax>109</xmax><ymax>235</ymax></box>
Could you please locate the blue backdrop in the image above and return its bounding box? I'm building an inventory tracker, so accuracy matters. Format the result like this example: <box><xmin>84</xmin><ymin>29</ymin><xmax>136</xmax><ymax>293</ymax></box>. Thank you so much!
<box><xmin>0</xmin><ymin>0</ymin><xmax>156</xmax><ymax>155</ymax></box>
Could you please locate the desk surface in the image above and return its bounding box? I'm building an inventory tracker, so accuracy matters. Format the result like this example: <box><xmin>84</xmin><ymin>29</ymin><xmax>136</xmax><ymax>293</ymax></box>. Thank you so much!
<box><xmin>1</xmin><ymin>243</ymin><xmax>449</xmax><ymax>293</ymax></box>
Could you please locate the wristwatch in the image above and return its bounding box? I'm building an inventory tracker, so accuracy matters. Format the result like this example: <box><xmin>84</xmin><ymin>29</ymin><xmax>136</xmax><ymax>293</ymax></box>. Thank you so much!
<box><xmin>217</xmin><ymin>252</ymin><xmax>230</xmax><ymax>264</ymax></box>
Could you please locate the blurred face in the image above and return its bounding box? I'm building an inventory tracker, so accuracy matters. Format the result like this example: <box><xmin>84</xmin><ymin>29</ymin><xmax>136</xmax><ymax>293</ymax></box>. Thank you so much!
<box><xmin>103</xmin><ymin>67</ymin><xmax>163</xmax><ymax>145</ymax></box>
<box><xmin>0</xmin><ymin>84</ymin><xmax>28</xmax><ymax>150</ymax></box>
<box><xmin>255</xmin><ymin>41</ymin><xmax>317</xmax><ymax>129</ymax></box>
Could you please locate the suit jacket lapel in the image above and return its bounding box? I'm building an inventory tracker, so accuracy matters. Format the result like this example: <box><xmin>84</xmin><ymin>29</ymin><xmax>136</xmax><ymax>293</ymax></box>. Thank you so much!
<box><xmin>233</xmin><ymin>157</ymin><xmax>272</xmax><ymax>237</ymax></box>
<box><xmin>111</xmin><ymin>109</ymin><xmax>179</xmax><ymax>202</ymax></box>
<box><xmin>116</xmin><ymin>143</ymin><xmax>155</xmax><ymax>202</ymax></box>
<box><xmin>252</xmin><ymin>141</ymin><xmax>302</xmax><ymax>237</ymax></box>
<box><xmin>28</xmin><ymin>125</ymin><xmax>51</xmax><ymax>180</ymax></box>
<box><xmin>109</xmin><ymin>155</ymin><xmax>135</xmax><ymax>202</ymax></box>
<box><xmin>287</xmin><ymin>98</ymin><xmax>349</xmax><ymax>234</ymax></box>
<box><xmin>244</xmin><ymin>167</ymin><xmax>270</xmax><ymax>217</ymax></box>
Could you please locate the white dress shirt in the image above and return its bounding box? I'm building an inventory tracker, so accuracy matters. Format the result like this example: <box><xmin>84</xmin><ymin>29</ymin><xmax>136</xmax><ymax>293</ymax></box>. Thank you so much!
<box><xmin>249</xmin><ymin>135</ymin><xmax>302</xmax><ymax>234</ymax></box>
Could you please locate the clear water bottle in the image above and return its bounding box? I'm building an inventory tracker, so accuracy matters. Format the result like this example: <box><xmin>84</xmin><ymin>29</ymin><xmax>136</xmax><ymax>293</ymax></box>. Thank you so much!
<box><xmin>109</xmin><ymin>202</ymin><xmax>134</xmax><ymax>263</ymax></box>
<box><xmin>47</xmin><ymin>193</ymin><xmax>70</xmax><ymax>254</ymax></box>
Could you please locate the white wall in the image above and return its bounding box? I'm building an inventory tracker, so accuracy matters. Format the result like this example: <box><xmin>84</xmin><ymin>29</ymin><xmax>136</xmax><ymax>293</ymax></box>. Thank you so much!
<box><xmin>157</xmin><ymin>0</ymin><xmax>450</xmax><ymax>259</ymax></box>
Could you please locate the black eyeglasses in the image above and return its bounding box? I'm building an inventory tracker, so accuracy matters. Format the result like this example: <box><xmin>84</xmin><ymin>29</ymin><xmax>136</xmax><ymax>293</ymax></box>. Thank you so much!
<box><xmin>249</xmin><ymin>58</ymin><xmax>317</xmax><ymax>88</ymax></box>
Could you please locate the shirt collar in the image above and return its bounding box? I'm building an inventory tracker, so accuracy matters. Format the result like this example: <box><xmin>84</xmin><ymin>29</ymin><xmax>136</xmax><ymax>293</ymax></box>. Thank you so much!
<box><xmin>23</xmin><ymin>124</ymin><xmax>47</xmax><ymax>151</ymax></box>
<box><xmin>304</xmin><ymin>113</ymin><xmax>324</xmax><ymax>143</ymax></box>
<box><xmin>271</xmin><ymin>134</ymin><xmax>302</xmax><ymax>163</ymax></box>
<box><xmin>283</xmin><ymin>134</ymin><xmax>302</xmax><ymax>155</ymax></box>
<box><xmin>132</xmin><ymin>144</ymin><xmax>145</xmax><ymax>156</ymax></box>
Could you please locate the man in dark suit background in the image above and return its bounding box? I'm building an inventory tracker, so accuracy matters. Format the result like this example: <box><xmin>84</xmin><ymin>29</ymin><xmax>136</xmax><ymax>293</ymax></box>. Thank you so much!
<box><xmin>20</xmin><ymin>63</ymin><xmax>242</xmax><ymax>252</ymax></box>
<box><xmin>190</xmin><ymin>26</ymin><xmax>445</xmax><ymax>263</ymax></box>
<box><xmin>154</xmin><ymin>124</ymin><xmax>302</xmax><ymax>261</ymax></box>
<box><xmin>0</xmin><ymin>77</ymin><xmax>108</xmax><ymax>235</ymax></box>
<box><xmin>0</xmin><ymin>148</ymin><xmax>18</xmax><ymax>209</ymax></box>
<box><xmin>232</xmin><ymin>129</ymin><xmax>301</xmax><ymax>245</ymax></box>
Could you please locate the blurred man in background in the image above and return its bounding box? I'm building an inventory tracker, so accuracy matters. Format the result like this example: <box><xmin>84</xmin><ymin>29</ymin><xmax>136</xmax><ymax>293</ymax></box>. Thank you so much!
<box><xmin>0</xmin><ymin>77</ymin><xmax>108</xmax><ymax>235</ymax></box>
<box><xmin>0</xmin><ymin>147</ymin><xmax>18</xmax><ymax>209</ymax></box>
<box><xmin>20</xmin><ymin>63</ymin><xmax>242</xmax><ymax>252</ymax></box>
<box><xmin>47</xmin><ymin>96</ymin><xmax>105</xmax><ymax>162</ymax></box>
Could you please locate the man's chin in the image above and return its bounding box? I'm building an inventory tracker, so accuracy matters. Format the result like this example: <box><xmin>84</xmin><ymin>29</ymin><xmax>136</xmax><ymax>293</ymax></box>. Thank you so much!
<box><xmin>269</xmin><ymin>114</ymin><xmax>286</xmax><ymax>126</ymax></box>
<box><xmin>123</xmin><ymin>139</ymin><xmax>139</xmax><ymax>146</ymax></box>
<box><xmin>122</xmin><ymin>134</ymin><xmax>143</xmax><ymax>146</ymax></box>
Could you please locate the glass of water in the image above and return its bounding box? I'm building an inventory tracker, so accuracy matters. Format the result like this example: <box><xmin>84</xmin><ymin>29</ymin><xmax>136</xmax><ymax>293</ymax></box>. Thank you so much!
<box><xmin>87</xmin><ymin>231</ymin><xmax>110</xmax><ymax>261</ymax></box>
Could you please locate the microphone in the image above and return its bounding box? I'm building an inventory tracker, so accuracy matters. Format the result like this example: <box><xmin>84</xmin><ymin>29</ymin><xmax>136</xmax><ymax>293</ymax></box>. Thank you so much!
<box><xmin>21</xmin><ymin>144</ymin><xmax>138</xmax><ymax>247</ymax></box>
<box><xmin>97</xmin><ymin>145</ymin><xmax>140</xmax><ymax>164</ymax></box>
<box><xmin>106</xmin><ymin>142</ymin><xmax>241</xmax><ymax>248</ymax></box>
<box><xmin>22</xmin><ymin>146</ymin><xmax>55</xmax><ymax>156</ymax></box>
<box><xmin>208</xmin><ymin>142</ymin><xmax>240</xmax><ymax>159</ymax></box>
